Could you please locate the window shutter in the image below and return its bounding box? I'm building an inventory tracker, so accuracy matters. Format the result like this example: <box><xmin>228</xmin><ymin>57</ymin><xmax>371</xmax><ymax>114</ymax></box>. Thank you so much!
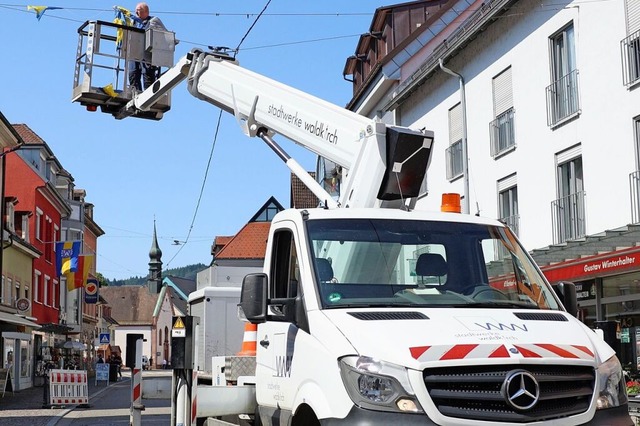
<box><xmin>448</xmin><ymin>103</ymin><xmax>462</xmax><ymax>144</ymax></box>
<box><xmin>492</xmin><ymin>67</ymin><xmax>513</xmax><ymax>116</ymax></box>
<box><xmin>497</xmin><ymin>173</ymin><xmax>517</xmax><ymax>192</ymax></box>
<box><xmin>556</xmin><ymin>143</ymin><xmax>582</xmax><ymax>165</ymax></box>
<box><xmin>627</xmin><ymin>0</ymin><xmax>640</xmax><ymax>34</ymax></box>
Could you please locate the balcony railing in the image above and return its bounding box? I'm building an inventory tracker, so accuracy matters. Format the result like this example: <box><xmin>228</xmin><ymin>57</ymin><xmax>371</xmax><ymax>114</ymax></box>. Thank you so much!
<box><xmin>546</xmin><ymin>69</ymin><xmax>580</xmax><ymax>127</ymax></box>
<box><xmin>551</xmin><ymin>190</ymin><xmax>586</xmax><ymax>244</ymax></box>
<box><xmin>446</xmin><ymin>140</ymin><xmax>463</xmax><ymax>180</ymax></box>
<box><xmin>621</xmin><ymin>30</ymin><xmax>640</xmax><ymax>87</ymax></box>
<box><xmin>630</xmin><ymin>170</ymin><xmax>640</xmax><ymax>223</ymax></box>
<box><xmin>490</xmin><ymin>109</ymin><xmax>515</xmax><ymax>157</ymax></box>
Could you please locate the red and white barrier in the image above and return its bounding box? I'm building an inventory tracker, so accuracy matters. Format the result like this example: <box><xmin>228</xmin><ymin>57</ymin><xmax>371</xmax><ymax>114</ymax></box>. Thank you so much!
<box><xmin>132</xmin><ymin>367</ymin><xmax>142</xmax><ymax>405</ymax></box>
<box><xmin>191</xmin><ymin>369</ymin><xmax>198</xmax><ymax>425</ymax></box>
<box><xmin>49</xmin><ymin>369</ymin><xmax>88</xmax><ymax>406</ymax></box>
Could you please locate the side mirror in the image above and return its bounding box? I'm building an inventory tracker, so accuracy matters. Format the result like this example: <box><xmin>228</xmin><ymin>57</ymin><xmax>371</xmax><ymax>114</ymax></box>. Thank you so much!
<box><xmin>239</xmin><ymin>273</ymin><xmax>268</xmax><ymax>323</ymax></box>
<box><xmin>552</xmin><ymin>281</ymin><xmax>578</xmax><ymax>317</ymax></box>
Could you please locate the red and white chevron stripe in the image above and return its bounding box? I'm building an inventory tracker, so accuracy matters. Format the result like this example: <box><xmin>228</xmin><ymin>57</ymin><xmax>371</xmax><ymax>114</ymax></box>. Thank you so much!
<box><xmin>410</xmin><ymin>343</ymin><xmax>595</xmax><ymax>362</ymax></box>
<box><xmin>132</xmin><ymin>368</ymin><xmax>142</xmax><ymax>404</ymax></box>
<box><xmin>191</xmin><ymin>369</ymin><xmax>198</xmax><ymax>424</ymax></box>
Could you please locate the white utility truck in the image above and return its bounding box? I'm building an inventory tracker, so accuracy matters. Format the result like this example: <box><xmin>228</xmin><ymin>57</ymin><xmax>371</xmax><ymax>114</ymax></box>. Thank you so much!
<box><xmin>73</xmin><ymin>20</ymin><xmax>631</xmax><ymax>426</ymax></box>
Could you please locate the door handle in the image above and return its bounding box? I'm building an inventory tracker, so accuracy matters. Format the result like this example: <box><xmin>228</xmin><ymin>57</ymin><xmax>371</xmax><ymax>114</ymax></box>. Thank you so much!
<box><xmin>260</xmin><ymin>338</ymin><xmax>270</xmax><ymax>348</ymax></box>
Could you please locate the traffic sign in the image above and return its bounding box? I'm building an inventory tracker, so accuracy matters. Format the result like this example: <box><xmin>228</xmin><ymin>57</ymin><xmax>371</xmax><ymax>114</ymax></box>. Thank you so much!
<box><xmin>172</xmin><ymin>317</ymin><xmax>186</xmax><ymax>337</ymax></box>
<box><xmin>99</xmin><ymin>333</ymin><xmax>110</xmax><ymax>344</ymax></box>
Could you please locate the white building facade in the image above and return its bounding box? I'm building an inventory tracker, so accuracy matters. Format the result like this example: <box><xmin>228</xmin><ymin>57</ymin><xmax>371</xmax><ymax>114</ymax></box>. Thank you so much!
<box><xmin>346</xmin><ymin>0</ymin><xmax>640</xmax><ymax>367</ymax></box>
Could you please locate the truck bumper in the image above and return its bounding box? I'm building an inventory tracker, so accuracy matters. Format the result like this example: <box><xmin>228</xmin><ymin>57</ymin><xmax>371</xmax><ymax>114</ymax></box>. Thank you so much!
<box><xmin>582</xmin><ymin>405</ymin><xmax>633</xmax><ymax>425</ymax></box>
<box><xmin>320</xmin><ymin>405</ymin><xmax>633</xmax><ymax>426</ymax></box>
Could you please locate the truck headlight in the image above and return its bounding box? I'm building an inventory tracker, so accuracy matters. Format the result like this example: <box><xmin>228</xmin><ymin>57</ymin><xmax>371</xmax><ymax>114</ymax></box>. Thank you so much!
<box><xmin>339</xmin><ymin>356</ymin><xmax>423</xmax><ymax>413</ymax></box>
<box><xmin>596</xmin><ymin>355</ymin><xmax>627</xmax><ymax>409</ymax></box>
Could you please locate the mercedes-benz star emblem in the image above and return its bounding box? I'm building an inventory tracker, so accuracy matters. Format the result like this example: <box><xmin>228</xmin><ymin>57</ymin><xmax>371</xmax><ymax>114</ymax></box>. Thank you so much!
<box><xmin>501</xmin><ymin>370</ymin><xmax>540</xmax><ymax>410</ymax></box>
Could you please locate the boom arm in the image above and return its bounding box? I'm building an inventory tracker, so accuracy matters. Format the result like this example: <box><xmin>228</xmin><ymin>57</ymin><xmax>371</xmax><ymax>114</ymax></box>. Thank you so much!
<box><xmin>74</xmin><ymin>25</ymin><xmax>433</xmax><ymax>207</ymax></box>
<box><xmin>189</xmin><ymin>49</ymin><xmax>434</xmax><ymax>209</ymax></box>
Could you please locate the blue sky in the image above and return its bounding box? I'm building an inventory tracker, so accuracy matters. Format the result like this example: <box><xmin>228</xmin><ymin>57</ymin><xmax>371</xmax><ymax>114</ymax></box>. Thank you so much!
<box><xmin>0</xmin><ymin>1</ymin><xmax>385</xmax><ymax>280</ymax></box>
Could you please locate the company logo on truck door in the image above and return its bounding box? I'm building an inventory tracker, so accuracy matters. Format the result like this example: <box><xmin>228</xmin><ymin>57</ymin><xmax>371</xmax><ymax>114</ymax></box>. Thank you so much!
<box><xmin>409</xmin><ymin>343</ymin><xmax>595</xmax><ymax>361</ymax></box>
<box><xmin>273</xmin><ymin>325</ymin><xmax>298</xmax><ymax>378</ymax></box>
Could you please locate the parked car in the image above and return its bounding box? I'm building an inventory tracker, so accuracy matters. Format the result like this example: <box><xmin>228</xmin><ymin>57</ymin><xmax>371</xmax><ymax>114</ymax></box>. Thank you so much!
<box><xmin>142</xmin><ymin>355</ymin><xmax>150</xmax><ymax>370</ymax></box>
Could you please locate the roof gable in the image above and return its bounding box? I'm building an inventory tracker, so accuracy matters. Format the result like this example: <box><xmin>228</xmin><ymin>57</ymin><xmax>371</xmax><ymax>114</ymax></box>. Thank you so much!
<box><xmin>100</xmin><ymin>286</ymin><xmax>160</xmax><ymax>325</ymax></box>
<box><xmin>248</xmin><ymin>196</ymin><xmax>284</xmax><ymax>223</ymax></box>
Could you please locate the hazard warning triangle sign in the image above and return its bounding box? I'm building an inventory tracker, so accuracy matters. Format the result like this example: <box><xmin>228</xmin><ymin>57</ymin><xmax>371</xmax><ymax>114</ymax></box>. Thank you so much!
<box><xmin>173</xmin><ymin>317</ymin><xmax>185</xmax><ymax>329</ymax></box>
<box><xmin>172</xmin><ymin>317</ymin><xmax>186</xmax><ymax>337</ymax></box>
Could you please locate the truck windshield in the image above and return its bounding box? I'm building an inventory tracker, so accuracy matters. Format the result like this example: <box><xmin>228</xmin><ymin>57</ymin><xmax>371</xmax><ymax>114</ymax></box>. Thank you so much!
<box><xmin>306</xmin><ymin>219</ymin><xmax>560</xmax><ymax>310</ymax></box>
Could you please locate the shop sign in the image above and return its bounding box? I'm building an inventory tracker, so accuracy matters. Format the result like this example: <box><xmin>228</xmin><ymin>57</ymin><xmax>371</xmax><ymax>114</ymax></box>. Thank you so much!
<box><xmin>543</xmin><ymin>247</ymin><xmax>640</xmax><ymax>282</ymax></box>
<box><xmin>574</xmin><ymin>281</ymin><xmax>596</xmax><ymax>301</ymax></box>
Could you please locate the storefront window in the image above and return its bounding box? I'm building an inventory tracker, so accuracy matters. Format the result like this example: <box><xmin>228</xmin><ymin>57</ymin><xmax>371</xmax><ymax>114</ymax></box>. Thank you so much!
<box><xmin>4</xmin><ymin>340</ymin><xmax>14</xmax><ymax>370</ymax></box>
<box><xmin>601</xmin><ymin>272</ymin><xmax>640</xmax><ymax>373</ymax></box>
<box><xmin>20</xmin><ymin>340</ymin><xmax>29</xmax><ymax>378</ymax></box>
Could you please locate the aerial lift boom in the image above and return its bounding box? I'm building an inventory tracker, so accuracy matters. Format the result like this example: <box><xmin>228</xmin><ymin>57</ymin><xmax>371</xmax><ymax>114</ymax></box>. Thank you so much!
<box><xmin>72</xmin><ymin>21</ymin><xmax>433</xmax><ymax>209</ymax></box>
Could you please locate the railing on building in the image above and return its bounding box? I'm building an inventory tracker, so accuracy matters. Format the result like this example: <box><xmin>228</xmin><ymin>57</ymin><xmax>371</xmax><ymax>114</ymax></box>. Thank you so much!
<box><xmin>490</xmin><ymin>109</ymin><xmax>515</xmax><ymax>157</ymax></box>
<box><xmin>551</xmin><ymin>191</ymin><xmax>586</xmax><ymax>244</ymax></box>
<box><xmin>446</xmin><ymin>140</ymin><xmax>463</xmax><ymax>180</ymax></box>
<box><xmin>621</xmin><ymin>30</ymin><xmax>640</xmax><ymax>87</ymax></box>
<box><xmin>546</xmin><ymin>69</ymin><xmax>580</xmax><ymax>127</ymax></box>
<box><xmin>630</xmin><ymin>170</ymin><xmax>640</xmax><ymax>223</ymax></box>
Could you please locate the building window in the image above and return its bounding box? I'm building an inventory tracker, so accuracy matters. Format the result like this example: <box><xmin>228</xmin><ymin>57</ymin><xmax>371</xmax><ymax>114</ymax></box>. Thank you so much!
<box><xmin>552</xmin><ymin>147</ymin><xmax>585</xmax><ymax>243</ymax></box>
<box><xmin>446</xmin><ymin>103</ymin><xmax>464</xmax><ymax>180</ymax></box>
<box><xmin>20</xmin><ymin>214</ymin><xmax>30</xmax><ymax>242</ymax></box>
<box><xmin>44</xmin><ymin>217</ymin><xmax>53</xmax><ymax>263</ymax></box>
<box><xmin>53</xmin><ymin>280</ymin><xmax>58</xmax><ymax>308</ymax></box>
<box><xmin>498</xmin><ymin>176</ymin><xmax>519</xmax><ymax>237</ymax></box>
<box><xmin>622</xmin><ymin>32</ymin><xmax>640</xmax><ymax>86</ymax></box>
<box><xmin>44</xmin><ymin>276</ymin><xmax>50</xmax><ymax>306</ymax></box>
<box><xmin>1</xmin><ymin>276</ymin><xmax>4</xmax><ymax>305</ymax></box>
<box><xmin>631</xmin><ymin>117</ymin><xmax>640</xmax><ymax>223</ymax></box>
<box><xmin>621</xmin><ymin>0</ymin><xmax>640</xmax><ymax>86</ymax></box>
<box><xmin>34</xmin><ymin>271</ymin><xmax>41</xmax><ymax>304</ymax></box>
<box><xmin>7</xmin><ymin>278</ymin><xmax>12</xmax><ymax>306</ymax></box>
<box><xmin>546</xmin><ymin>23</ymin><xmax>580</xmax><ymax>126</ymax></box>
<box><xmin>35</xmin><ymin>209</ymin><xmax>43</xmax><ymax>241</ymax></box>
<box><xmin>14</xmin><ymin>282</ymin><xmax>19</xmax><ymax>305</ymax></box>
<box><xmin>5</xmin><ymin>201</ymin><xmax>15</xmax><ymax>233</ymax></box>
<box><xmin>490</xmin><ymin>67</ymin><xmax>515</xmax><ymax>157</ymax></box>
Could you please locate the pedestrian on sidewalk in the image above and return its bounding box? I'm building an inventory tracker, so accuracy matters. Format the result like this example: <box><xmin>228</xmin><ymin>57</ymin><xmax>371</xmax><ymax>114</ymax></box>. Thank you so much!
<box><xmin>162</xmin><ymin>358</ymin><xmax>167</xmax><ymax>369</ymax></box>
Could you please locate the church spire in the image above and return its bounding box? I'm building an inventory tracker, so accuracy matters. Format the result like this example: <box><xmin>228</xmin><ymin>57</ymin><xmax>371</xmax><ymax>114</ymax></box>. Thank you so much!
<box><xmin>148</xmin><ymin>220</ymin><xmax>163</xmax><ymax>294</ymax></box>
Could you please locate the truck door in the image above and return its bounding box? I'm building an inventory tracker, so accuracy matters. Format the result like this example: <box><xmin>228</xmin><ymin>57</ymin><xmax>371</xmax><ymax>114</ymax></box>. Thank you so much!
<box><xmin>256</xmin><ymin>226</ymin><xmax>305</xmax><ymax>423</ymax></box>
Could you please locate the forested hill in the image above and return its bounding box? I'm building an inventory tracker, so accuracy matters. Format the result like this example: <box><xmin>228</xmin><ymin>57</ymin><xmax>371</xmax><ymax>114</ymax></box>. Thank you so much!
<box><xmin>106</xmin><ymin>263</ymin><xmax>207</xmax><ymax>286</ymax></box>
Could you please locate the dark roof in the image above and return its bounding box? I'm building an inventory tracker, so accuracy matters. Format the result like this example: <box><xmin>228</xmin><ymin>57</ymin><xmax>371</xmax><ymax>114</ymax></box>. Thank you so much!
<box><xmin>100</xmin><ymin>286</ymin><xmax>160</xmax><ymax>325</ymax></box>
<box><xmin>164</xmin><ymin>276</ymin><xmax>196</xmax><ymax>299</ymax></box>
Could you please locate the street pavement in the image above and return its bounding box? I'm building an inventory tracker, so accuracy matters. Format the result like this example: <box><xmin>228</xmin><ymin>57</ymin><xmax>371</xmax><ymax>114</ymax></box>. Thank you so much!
<box><xmin>0</xmin><ymin>369</ymin><xmax>171</xmax><ymax>426</ymax></box>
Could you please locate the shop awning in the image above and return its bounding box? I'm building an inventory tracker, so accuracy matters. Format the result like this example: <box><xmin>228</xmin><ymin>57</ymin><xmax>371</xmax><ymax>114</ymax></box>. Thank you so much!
<box><xmin>0</xmin><ymin>311</ymin><xmax>41</xmax><ymax>328</ymax></box>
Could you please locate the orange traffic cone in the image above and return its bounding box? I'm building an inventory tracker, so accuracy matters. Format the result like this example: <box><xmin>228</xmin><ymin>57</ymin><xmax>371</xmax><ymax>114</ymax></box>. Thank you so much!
<box><xmin>237</xmin><ymin>322</ymin><xmax>257</xmax><ymax>356</ymax></box>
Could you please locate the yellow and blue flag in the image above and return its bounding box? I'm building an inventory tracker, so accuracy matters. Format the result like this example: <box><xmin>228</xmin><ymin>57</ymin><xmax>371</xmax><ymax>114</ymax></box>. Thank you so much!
<box><xmin>55</xmin><ymin>241</ymin><xmax>81</xmax><ymax>277</ymax></box>
<box><xmin>66</xmin><ymin>255</ymin><xmax>94</xmax><ymax>291</ymax></box>
<box><xmin>27</xmin><ymin>6</ymin><xmax>63</xmax><ymax>21</ymax></box>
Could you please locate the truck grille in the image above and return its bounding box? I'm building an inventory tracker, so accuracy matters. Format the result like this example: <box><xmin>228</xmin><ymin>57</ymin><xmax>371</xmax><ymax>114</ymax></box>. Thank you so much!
<box><xmin>423</xmin><ymin>364</ymin><xmax>594</xmax><ymax>422</ymax></box>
